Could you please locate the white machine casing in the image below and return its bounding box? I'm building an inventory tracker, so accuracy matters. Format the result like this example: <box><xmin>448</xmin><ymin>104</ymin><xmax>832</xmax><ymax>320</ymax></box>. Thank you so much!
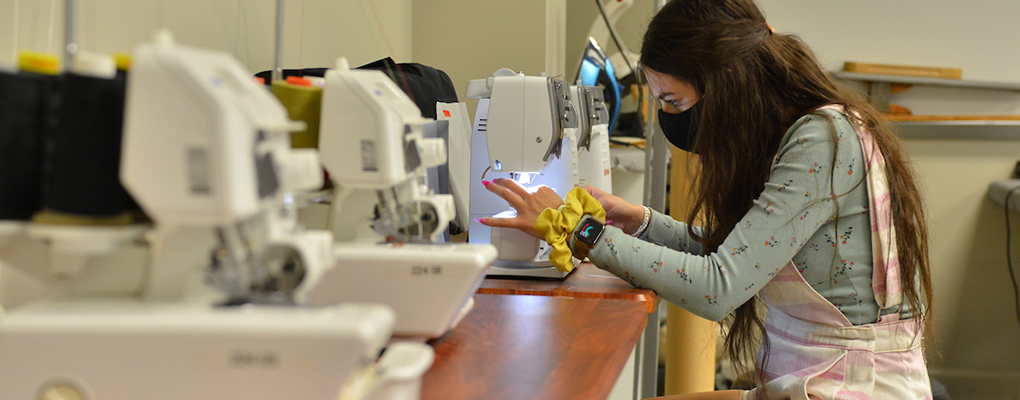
<box><xmin>0</xmin><ymin>302</ymin><xmax>396</xmax><ymax>400</ymax></box>
<box><xmin>466</xmin><ymin>70</ymin><xmax>580</xmax><ymax>278</ymax></box>
<box><xmin>319</xmin><ymin>67</ymin><xmax>429</xmax><ymax>189</ymax></box>
<box><xmin>470</xmin><ymin>70</ymin><xmax>560</xmax><ymax>173</ymax></box>
<box><xmin>121</xmin><ymin>32</ymin><xmax>321</xmax><ymax>227</ymax></box>
<box><xmin>309</xmin><ymin>61</ymin><xmax>496</xmax><ymax>337</ymax></box>
<box><xmin>299</xmin><ymin>243</ymin><xmax>496</xmax><ymax>337</ymax></box>
<box><xmin>572</xmin><ymin>85</ymin><xmax>613</xmax><ymax>193</ymax></box>
<box><xmin>577</xmin><ymin>123</ymin><xmax>612</xmax><ymax>192</ymax></box>
<box><xmin>121</xmin><ymin>32</ymin><xmax>337</xmax><ymax>300</ymax></box>
<box><xmin>319</xmin><ymin>65</ymin><xmax>453</xmax><ymax>243</ymax></box>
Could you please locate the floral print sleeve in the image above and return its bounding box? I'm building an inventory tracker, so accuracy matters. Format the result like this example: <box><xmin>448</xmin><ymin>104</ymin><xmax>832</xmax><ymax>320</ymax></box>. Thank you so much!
<box><xmin>584</xmin><ymin>110</ymin><xmax>877</xmax><ymax>323</ymax></box>
<box><xmin>637</xmin><ymin>209</ymin><xmax>706</xmax><ymax>256</ymax></box>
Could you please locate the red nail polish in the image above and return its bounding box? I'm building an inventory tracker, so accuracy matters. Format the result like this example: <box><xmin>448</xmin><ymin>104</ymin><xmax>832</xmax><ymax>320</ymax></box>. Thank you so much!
<box><xmin>482</xmin><ymin>180</ymin><xmax>491</xmax><ymax>187</ymax></box>
<box><xmin>474</xmin><ymin>218</ymin><xmax>484</xmax><ymax>223</ymax></box>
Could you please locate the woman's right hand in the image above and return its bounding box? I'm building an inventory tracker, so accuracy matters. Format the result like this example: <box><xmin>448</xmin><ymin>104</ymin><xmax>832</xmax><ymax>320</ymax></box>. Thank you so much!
<box><xmin>583</xmin><ymin>185</ymin><xmax>646</xmax><ymax>235</ymax></box>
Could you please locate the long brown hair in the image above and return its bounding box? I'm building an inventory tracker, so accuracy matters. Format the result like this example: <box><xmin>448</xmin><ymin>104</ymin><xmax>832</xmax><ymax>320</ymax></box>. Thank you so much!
<box><xmin>640</xmin><ymin>0</ymin><xmax>932</xmax><ymax>377</ymax></box>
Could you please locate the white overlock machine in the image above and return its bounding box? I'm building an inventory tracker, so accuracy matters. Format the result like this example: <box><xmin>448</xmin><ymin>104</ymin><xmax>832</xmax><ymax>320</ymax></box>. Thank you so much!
<box><xmin>0</xmin><ymin>32</ymin><xmax>433</xmax><ymax>400</ymax></box>
<box><xmin>305</xmin><ymin>58</ymin><xmax>497</xmax><ymax>338</ymax></box>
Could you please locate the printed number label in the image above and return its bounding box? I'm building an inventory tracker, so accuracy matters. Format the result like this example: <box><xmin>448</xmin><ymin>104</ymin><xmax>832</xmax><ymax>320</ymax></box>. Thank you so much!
<box><xmin>229</xmin><ymin>351</ymin><xmax>278</xmax><ymax>369</ymax></box>
<box><xmin>411</xmin><ymin>265</ymin><xmax>444</xmax><ymax>277</ymax></box>
<box><xmin>387</xmin><ymin>264</ymin><xmax>461</xmax><ymax>279</ymax></box>
<box><xmin>187</xmin><ymin>147</ymin><xmax>211</xmax><ymax>195</ymax></box>
<box><xmin>361</xmin><ymin>140</ymin><xmax>378</xmax><ymax>172</ymax></box>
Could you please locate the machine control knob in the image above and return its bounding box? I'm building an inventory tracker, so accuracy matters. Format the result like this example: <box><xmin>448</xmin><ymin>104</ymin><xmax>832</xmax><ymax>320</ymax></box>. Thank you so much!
<box><xmin>39</xmin><ymin>381</ymin><xmax>86</xmax><ymax>400</ymax></box>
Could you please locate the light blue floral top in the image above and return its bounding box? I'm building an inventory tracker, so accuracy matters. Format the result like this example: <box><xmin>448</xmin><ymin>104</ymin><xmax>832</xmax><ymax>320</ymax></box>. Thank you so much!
<box><xmin>583</xmin><ymin>109</ymin><xmax>902</xmax><ymax>325</ymax></box>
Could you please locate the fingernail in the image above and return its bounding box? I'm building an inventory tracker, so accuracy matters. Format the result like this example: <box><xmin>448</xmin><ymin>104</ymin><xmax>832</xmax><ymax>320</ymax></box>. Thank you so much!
<box><xmin>474</xmin><ymin>218</ymin><xmax>484</xmax><ymax>223</ymax></box>
<box><xmin>482</xmin><ymin>180</ymin><xmax>492</xmax><ymax>187</ymax></box>
<box><xmin>606</xmin><ymin>219</ymin><xmax>614</xmax><ymax>225</ymax></box>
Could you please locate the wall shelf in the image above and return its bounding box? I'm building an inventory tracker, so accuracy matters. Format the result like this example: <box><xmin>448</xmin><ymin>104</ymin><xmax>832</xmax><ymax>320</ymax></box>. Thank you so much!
<box><xmin>833</xmin><ymin>71</ymin><xmax>1020</xmax><ymax>139</ymax></box>
<box><xmin>832</xmin><ymin>71</ymin><xmax>1020</xmax><ymax>114</ymax></box>
<box><xmin>895</xmin><ymin>119</ymin><xmax>1020</xmax><ymax>140</ymax></box>
<box><xmin>831</xmin><ymin>71</ymin><xmax>1020</xmax><ymax>92</ymax></box>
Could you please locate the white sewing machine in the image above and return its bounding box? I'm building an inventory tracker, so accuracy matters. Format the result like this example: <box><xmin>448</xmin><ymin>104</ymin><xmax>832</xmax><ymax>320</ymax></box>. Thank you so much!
<box><xmin>0</xmin><ymin>32</ymin><xmax>431</xmax><ymax>400</ymax></box>
<box><xmin>306</xmin><ymin>58</ymin><xmax>496</xmax><ymax>338</ymax></box>
<box><xmin>465</xmin><ymin>69</ymin><xmax>584</xmax><ymax>279</ymax></box>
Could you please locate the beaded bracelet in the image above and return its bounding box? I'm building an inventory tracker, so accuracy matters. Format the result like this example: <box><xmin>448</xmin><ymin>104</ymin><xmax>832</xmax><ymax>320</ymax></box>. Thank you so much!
<box><xmin>631</xmin><ymin>206</ymin><xmax>651</xmax><ymax>237</ymax></box>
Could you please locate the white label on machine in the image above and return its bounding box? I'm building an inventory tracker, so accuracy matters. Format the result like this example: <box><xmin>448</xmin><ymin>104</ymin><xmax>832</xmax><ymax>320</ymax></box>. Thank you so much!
<box><xmin>385</xmin><ymin>264</ymin><xmax>468</xmax><ymax>279</ymax></box>
<box><xmin>191</xmin><ymin>349</ymin><xmax>317</xmax><ymax>372</ymax></box>
<box><xmin>360</xmin><ymin>140</ymin><xmax>378</xmax><ymax>172</ymax></box>
<box><xmin>187</xmin><ymin>147</ymin><xmax>211</xmax><ymax>195</ymax></box>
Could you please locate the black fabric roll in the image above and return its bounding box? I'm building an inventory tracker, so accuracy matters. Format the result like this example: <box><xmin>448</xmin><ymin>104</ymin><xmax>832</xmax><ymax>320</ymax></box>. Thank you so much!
<box><xmin>40</xmin><ymin>72</ymin><xmax>138</xmax><ymax>217</ymax></box>
<box><xmin>254</xmin><ymin>68</ymin><xmax>329</xmax><ymax>83</ymax></box>
<box><xmin>394</xmin><ymin>62</ymin><xmax>458</xmax><ymax>103</ymax></box>
<box><xmin>0</xmin><ymin>71</ymin><xmax>55</xmax><ymax>220</ymax></box>
<box><xmin>255</xmin><ymin>59</ymin><xmax>459</xmax><ymax>120</ymax></box>
<box><xmin>357</xmin><ymin>58</ymin><xmax>439</xmax><ymax>119</ymax></box>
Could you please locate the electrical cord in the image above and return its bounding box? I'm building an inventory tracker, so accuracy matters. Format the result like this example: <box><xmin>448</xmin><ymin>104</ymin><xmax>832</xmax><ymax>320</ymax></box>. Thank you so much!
<box><xmin>594</xmin><ymin>0</ymin><xmax>652</xmax><ymax>136</ymax></box>
<box><xmin>594</xmin><ymin>0</ymin><xmax>635</xmax><ymax>76</ymax></box>
<box><xmin>1003</xmin><ymin>185</ymin><xmax>1020</xmax><ymax>331</ymax></box>
<box><xmin>608</xmin><ymin>138</ymin><xmax>640</xmax><ymax>147</ymax></box>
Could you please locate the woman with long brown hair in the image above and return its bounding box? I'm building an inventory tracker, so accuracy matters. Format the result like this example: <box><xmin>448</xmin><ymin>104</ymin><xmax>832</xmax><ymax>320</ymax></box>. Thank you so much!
<box><xmin>479</xmin><ymin>0</ymin><xmax>933</xmax><ymax>398</ymax></box>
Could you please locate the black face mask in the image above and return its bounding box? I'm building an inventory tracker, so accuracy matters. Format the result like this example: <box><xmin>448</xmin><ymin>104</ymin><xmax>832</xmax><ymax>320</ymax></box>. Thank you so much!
<box><xmin>658</xmin><ymin>106</ymin><xmax>699</xmax><ymax>153</ymax></box>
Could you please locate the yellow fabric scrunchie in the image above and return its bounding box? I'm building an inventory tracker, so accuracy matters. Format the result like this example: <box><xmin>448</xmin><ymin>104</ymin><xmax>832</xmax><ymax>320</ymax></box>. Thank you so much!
<box><xmin>534</xmin><ymin>187</ymin><xmax>606</xmax><ymax>272</ymax></box>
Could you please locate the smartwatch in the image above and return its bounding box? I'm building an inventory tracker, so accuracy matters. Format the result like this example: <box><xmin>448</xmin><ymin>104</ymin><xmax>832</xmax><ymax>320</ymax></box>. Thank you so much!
<box><xmin>572</xmin><ymin>216</ymin><xmax>606</xmax><ymax>260</ymax></box>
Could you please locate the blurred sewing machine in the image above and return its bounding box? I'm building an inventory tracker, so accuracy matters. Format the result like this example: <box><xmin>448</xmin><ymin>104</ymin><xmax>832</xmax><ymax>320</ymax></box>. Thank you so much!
<box><xmin>465</xmin><ymin>69</ymin><xmax>611</xmax><ymax>279</ymax></box>
<box><xmin>0</xmin><ymin>32</ymin><xmax>431</xmax><ymax>400</ymax></box>
<box><xmin>298</xmin><ymin>58</ymin><xmax>496</xmax><ymax>338</ymax></box>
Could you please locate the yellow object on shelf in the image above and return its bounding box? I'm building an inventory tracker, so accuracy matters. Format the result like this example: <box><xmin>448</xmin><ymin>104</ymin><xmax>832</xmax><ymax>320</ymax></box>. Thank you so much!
<box><xmin>113</xmin><ymin>53</ymin><xmax>133</xmax><ymax>71</ymax></box>
<box><xmin>18</xmin><ymin>51</ymin><xmax>60</xmax><ymax>75</ymax></box>
<box><xmin>32</xmin><ymin>209</ymin><xmax>142</xmax><ymax>226</ymax></box>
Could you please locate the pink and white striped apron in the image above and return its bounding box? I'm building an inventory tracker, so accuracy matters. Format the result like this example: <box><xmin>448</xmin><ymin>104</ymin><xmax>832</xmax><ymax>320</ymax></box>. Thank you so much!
<box><xmin>745</xmin><ymin>107</ymin><xmax>932</xmax><ymax>400</ymax></box>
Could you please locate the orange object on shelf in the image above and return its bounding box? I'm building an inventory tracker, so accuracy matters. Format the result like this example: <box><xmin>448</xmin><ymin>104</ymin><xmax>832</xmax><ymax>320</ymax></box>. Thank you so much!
<box><xmin>286</xmin><ymin>76</ymin><xmax>313</xmax><ymax>87</ymax></box>
<box><xmin>887</xmin><ymin>104</ymin><xmax>913</xmax><ymax>116</ymax></box>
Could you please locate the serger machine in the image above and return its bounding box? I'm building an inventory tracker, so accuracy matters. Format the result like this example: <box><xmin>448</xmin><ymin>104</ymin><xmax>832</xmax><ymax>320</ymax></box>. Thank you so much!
<box><xmin>304</xmin><ymin>58</ymin><xmax>497</xmax><ymax>338</ymax></box>
<box><xmin>466</xmin><ymin>69</ymin><xmax>613</xmax><ymax>279</ymax></box>
<box><xmin>0</xmin><ymin>32</ymin><xmax>432</xmax><ymax>400</ymax></box>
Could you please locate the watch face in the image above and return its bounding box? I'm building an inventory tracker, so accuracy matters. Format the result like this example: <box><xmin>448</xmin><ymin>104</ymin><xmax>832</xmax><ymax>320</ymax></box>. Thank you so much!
<box><xmin>575</xmin><ymin>218</ymin><xmax>605</xmax><ymax>246</ymax></box>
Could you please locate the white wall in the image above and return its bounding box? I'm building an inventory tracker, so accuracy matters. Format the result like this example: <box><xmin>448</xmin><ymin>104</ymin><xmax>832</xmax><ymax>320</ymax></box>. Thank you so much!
<box><xmin>412</xmin><ymin>0</ymin><xmax>565</xmax><ymax>121</ymax></box>
<box><xmin>758</xmin><ymin>0</ymin><xmax>1020</xmax><ymax>116</ymax></box>
<box><xmin>756</xmin><ymin>1</ymin><xmax>1020</xmax><ymax>398</ymax></box>
<box><xmin>0</xmin><ymin>0</ymin><xmax>411</xmax><ymax>74</ymax></box>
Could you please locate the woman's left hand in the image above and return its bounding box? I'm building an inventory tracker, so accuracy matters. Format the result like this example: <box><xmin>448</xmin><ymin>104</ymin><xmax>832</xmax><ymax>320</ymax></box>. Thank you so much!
<box><xmin>476</xmin><ymin>178</ymin><xmax>564</xmax><ymax>239</ymax></box>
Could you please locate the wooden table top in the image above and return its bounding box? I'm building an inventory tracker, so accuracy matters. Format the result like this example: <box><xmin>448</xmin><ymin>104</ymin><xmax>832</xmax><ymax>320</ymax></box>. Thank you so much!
<box><xmin>423</xmin><ymin>293</ymin><xmax>648</xmax><ymax>400</ymax></box>
<box><xmin>477</xmin><ymin>263</ymin><xmax>659</xmax><ymax>313</ymax></box>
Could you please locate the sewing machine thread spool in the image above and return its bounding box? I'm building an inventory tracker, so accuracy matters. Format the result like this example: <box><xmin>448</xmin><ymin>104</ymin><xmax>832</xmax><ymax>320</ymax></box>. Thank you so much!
<box><xmin>35</xmin><ymin>70</ymin><xmax>140</xmax><ymax>224</ymax></box>
<box><xmin>0</xmin><ymin>70</ymin><xmax>55</xmax><ymax>220</ymax></box>
<box><xmin>271</xmin><ymin>76</ymin><xmax>323</xmax><ymax>149</ymax></box>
